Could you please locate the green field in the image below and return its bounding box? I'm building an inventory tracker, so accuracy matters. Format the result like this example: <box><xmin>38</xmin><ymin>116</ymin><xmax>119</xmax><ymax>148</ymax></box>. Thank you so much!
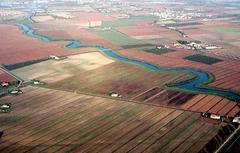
<box><xmin>102</xmin><ymin>15</ymin><xmax>158</xmax><ymax>27</ymax></box>
<box><xmin>90</xmin><ymin>29</ymin><xmax>146</xmax><ymax>47</ymax></box>
<box><xmin>210</xmin><ymin>27</ymin><xmax>240</xmax><ymax>35</ymax></box>
<box><xmin>141</xmin><ymin>46</ymin><xmax>175</xmax><ymax>55</ymax></box>
<box><xmin>184</xmin><ymin>54</ymin><xmax>223</xmax><ymax>65</ymax></box>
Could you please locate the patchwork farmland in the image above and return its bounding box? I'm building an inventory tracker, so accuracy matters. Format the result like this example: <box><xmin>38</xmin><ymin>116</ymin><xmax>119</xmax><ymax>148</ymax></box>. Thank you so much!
<box><xmin>0</xmin><ymin>87</ymin><xmax>235</xmax><ymax>153</ymax></box>
<box><xmin>48</xmin><ymin>62</ymin><xmax>192</xmax><ymax>99</ymax></box>
<box><xmin>118</xmin><ymin>49</ymin><xmax>240</xmax><ymax>92</ymax></box>
<box><xmin>1</xmin><ymin>1</ymin><xmax>240</xmax><ymax>152</ymax></box>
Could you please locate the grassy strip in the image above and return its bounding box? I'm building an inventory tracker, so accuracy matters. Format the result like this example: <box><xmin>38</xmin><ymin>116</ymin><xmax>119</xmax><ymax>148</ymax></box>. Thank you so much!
<box><xmin>4</xmin><ymin>58</ymin><xmax>49</xmax><ymax>70</ymax></box>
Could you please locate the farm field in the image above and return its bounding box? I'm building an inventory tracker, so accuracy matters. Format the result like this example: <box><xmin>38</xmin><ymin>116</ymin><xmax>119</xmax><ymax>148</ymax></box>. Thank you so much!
<box><xmin>116</xmin><ymin>26</ymin><xmax>170</xmax><ymax>36</ymax></box>
<box><xmin>89</xmin><ymin>28</ymin><xmax>148</xmax><ymax>47</ymax></box>
<box><xmin>0</xmin><ymin>70</ymin><xmax>15</xmax><ymax>83</ymax></box>
<box><xmin>31</xmin><ymin>12</ymin><xmax>112</xmax><ymax>28</ymax></box>
<box><xmin>0</xmin><ymin>10</ymin><xmax>26</xmax><ymax>21</ymax></box>
<box><xmin>106</xmin><ymin>17</ymin><xmax>189</xmax><ymax>42</ymax></box>
<box><xmin>132</xmin><ymin>88</ymin><xmax>240</xmax><ymax>117</ymax></box>
<box><xmin>0</xmin><ymin>86</ymin><xmax>233</xmax><ymax>153</ymax></box>
<box><xmin>117</xmin><ymin>49</ymin><xmax>240</xmax><ymax>92</ymax></box>
<box><xmin>35</xmin><ymin>27</ymin><xmax>121</xmax><ymax>50</ymax></box>
<box><xmin>12</xmin><ymin>50</ymin><xmax>240</xmax><ymax>117</ymax></box>
<box><xmin>0</xmin><ymin>24</ymin><xmax>87</xmax><ymax>65</ymax></box>
<box><xmin>31</xmin><ymin>15</ymin><xmax>55</xmax><ymax>23</ymax></box>
<box><xmin>12</xmin><ymin>52</ymin><xmax>114</xmax><ymax>83</ymax></box>
<box><xmin>208</xmin><ymin>61</ymin><xmax>240</xmax><ymax>92</ymax></box>
<box><xmin>0</xmin><ymin>1</ymin><xmax>240</xmax><ymax>153</ymax></box>
<box><xmin>49</xmin><ymin>62</ymin><xmax>192</xmax><ymax>99</ymax></box>
<box><xmin>102</xmin><ymin>15</ymin><xmax>158</xmax><ymax>27</ymax></box>
<box><xmin>184</xmin><ymin>54</ymin><xmax>223</xmax><ymax>65</ymax></box>
<box><xmin>209</xmin><ymin>27</ymin><xmax>240</xmax><ymax>35</ymax></box>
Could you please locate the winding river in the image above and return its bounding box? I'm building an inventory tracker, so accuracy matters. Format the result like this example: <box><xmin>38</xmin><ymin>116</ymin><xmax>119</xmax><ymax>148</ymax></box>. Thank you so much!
<box><xmin>17</xmin><ymin>23</ymin><xmax>240</xmax><ymax>102</ymax></box>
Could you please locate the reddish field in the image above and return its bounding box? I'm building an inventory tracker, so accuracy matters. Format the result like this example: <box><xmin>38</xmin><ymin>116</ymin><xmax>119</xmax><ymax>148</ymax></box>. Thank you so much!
<box><xmin>36</xmin><ymin>28</ymin><xmax>121</xmax><ymax>50</ymax></box>
<box><xmin>182</xmin><ymin>95</ymin><xmax>239</xmax><ymax>117</ymax></box>
<box><xmin>0</xmin><ymin>24</ymin><xmax>86</xmax><ymax>65</ymax></box>
<box><xmin>39</xmin><ymin>28</ymin><xmax>100</xmax><ymax>40</ymax></box>
<box><xmin>208</xmin><ymin>59</ymin><xmax>240</xmax><ymax>91</ymax></box>
<box><xmin>0</xmin><ymin>71</ymin><xmax>15</xmax><ymax>83</ymax></box>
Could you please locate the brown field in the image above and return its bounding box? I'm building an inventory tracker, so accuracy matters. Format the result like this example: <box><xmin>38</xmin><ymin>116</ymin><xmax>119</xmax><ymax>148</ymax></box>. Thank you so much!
<box><xmin>0</xmin><ymin>86</ymin><xmax>232</xmax><ymax>153</ymax></box>
<box><xmin>131</xmin><ymin>88</ymin><xmax>239</xmax><ymax>117</ymax></box>
<box><xmin>49</xmin><ymin>62</ymin><xmax>192</xmax><ymax>99</ymax></box>
<box><xmin>42</xmin><ymin>52</ymin><xmax>239</xmax><ymax>116</ymax></box>
<box><xmin>12</xmin><ymin>52</ymin><xmax>114</xmax><ymax>83</ymax></box>
<box><xmin>0</xmin><ymin>24</ymin><xmax>89</xmax><ymax>65</ymax></box>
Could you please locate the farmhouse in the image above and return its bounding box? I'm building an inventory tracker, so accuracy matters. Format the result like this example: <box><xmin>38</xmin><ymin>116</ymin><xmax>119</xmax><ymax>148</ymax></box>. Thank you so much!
<box><xmin>204</xmin><ymin>45</ymin><xmax>223</xmax><ymax>50</ymax></box>
<box><xmin>0</xmin><ymin>103</ymin><xmax>12</xmax><ymax>113</ymax></box>
<box><xmin>109</xmin><ymin>92</ymin><xmax>122</xmax><ymax>98</ymax></box>
<box><xmin>50</xmin><ymin>55</ymin><xmax>60</xmax><ymax>60</ymax></box>
<box><xmin>0</xmin><ymin>82</ymin><xmax>9</xmax><ymax>87</ymax></box>
<box><xmin>9</xmin><ymin>89</ymin><xmax>23</xmax><ymax>95</ymax></box>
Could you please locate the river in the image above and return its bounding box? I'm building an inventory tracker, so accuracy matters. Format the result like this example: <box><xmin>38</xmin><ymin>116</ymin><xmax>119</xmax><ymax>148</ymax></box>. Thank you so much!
<box><xmin>16</xmin><ymin>23</ymin><xmax>240</xmax><ymax>102</ymax></box>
